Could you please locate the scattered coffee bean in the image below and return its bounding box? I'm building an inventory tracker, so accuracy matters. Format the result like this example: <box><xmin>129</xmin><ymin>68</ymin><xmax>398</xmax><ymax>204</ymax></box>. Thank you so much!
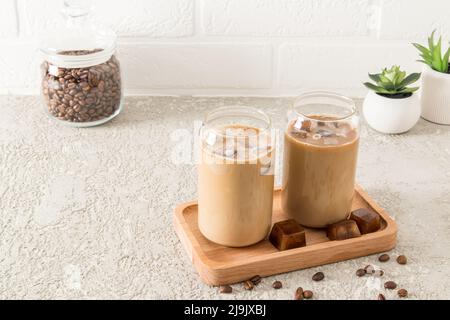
<box><xmin>41</xmin><ymin>49</ymin><xmax>122</xmax><ymax>124</ymax></box>
<box><xmin>219</xmin><ymin>285</ymin><xmax>232</xmax><ymax>294</ymax></box>
<box><xmin>249</xmin><ymin>275</ymin><xmax>262</xmax><ymax>286</ymax></box>
<box><xmin>363</xmin><ymin>264</ymin><xmax>383</xmax><ymax>276</ymax></box>
<box><xmin>303</xmin><ymin>290</ymin><xmax>313</xmax><ymax>299</ymax></box>
<box><xmin>373</xmin><ymin>269</ymin><xmax>384</xmax><ymax>277</ymax></box>
<box><xmin>272</xmin><ymin>281</ymin><xmax>282</xmax><ymax>289</ymax></box>
<box><xmin>384</xmin><ymin>281</ymin><xmax>397</xmax><ymax>290</ymax></box>
<box><xmin>364</xmin><ymin>265</ymin><xmax>375</xmax><ymax>274</ymax></box>
<box><xmin>397</xmin><ymin>255</ymin><xmax>407</xmax><ymax>265</ymax></box>
<box><xmin>294</xmin><ymin>287</ymin><xmax>304</xmax><ymax>300</ymax></box>
<box><xmin>312</xmin><ymin>272</ymin><xmax>325</xmax><ymax>281</ymax></box>
<box><xmin>378</xmin><ymin>254</ymin><xmax>390</xmax><ymax>262</ymax></box>
<box><xmin>398</xmin><ymin>288</ymin><xmax>408</xmax><ymax>298</ymax></box>
<box><xmin>356</xmin><ymin>269</ymin><xmax>366</xmax><ymax>277</ymax></box>
<box><xmin>378</xmin><ymin>293</ymin><xmax>386</xmax><ymax>300</ymax></box>
<box><xmin>243</xmin><ymin>280</ymin><xmax>254</xmax><ymax>291</ymax></box>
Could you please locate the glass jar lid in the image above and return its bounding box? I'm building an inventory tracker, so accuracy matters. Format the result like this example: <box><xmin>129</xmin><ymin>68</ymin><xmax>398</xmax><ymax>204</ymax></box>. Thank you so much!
<box><xmin>39</xmin><ymin>0</ymin><xmax>117</xmax><ymax>68</ymax></box>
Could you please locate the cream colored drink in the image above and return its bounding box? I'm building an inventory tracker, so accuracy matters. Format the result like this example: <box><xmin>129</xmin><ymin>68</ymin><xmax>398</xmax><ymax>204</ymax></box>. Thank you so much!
<box><xmin>281</xmin><ymin>115</ymin><xmax>359</xmax><ymax>228</ymax></box>
<box><xmin>198</xmin><ymin>124</ymin><xmax>274</xmax><ymax>247</ymax></box>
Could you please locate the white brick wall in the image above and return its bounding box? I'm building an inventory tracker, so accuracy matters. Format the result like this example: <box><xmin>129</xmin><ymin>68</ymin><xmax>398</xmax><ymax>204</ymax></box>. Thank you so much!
<box><xmin>0</xmin><ymin>0</ymin><xmax>448</xmax><ymax>96</ymax></box>
<box><xmin>278</xmin><ymin>43</ymin><xmax>418</xmax><ymax>91</ymax></box>
<box><xmin>380</xmin><ymin>0</ymin><xmax>450</xmax><ymax>39</ymax></box>
<box><xmin>0</xmin><ymin>0</ymin><xmax>17</xmax><ymax>38</ymax></box>
<box><xmin>202</xmin><ymin>0</ymin><xmax>373</xmax><ymax>37</ymax></box>
<box><xmin>18</xmin><ymin>0</ymin><xmax>194</xmax><ymax>37</ymax></box>
<box><xmin>121</xmin><ymin>44</ymin><xmax>272</xmax><ymax>89</ymax></box>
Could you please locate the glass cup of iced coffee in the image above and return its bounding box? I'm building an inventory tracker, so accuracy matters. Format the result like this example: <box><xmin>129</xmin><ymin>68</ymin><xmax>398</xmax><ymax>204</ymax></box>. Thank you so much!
<box><xmin>198</xmin><ymin>106</ymin><xmax>275</xmax><ymax>247</ymax></box>
<box><xmin>281</xmin><ymin>92</ymin><xmax>360</xmax><ymax>228</ymax></box>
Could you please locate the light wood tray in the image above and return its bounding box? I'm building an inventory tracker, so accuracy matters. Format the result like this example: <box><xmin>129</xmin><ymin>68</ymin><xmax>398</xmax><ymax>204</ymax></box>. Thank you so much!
<box><xmin>174</xmin><ymin>185</ymin><xmax>397</xmax><ymax>285</ymax></box>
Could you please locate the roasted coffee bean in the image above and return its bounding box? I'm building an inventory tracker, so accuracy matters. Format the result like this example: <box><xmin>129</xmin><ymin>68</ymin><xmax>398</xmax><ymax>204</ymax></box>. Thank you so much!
<box><xmin>384</xmin><ymin>281</ymin><xmax>397</xmax><ymax>290</ymax></box>
<box><xmin>41</xmin><ymin>49</ymin><xmax>121</xmax><ymax>123</ymax></box>
<box><xmin>219</xmin><ymin>285</ymin><xmax>232</xmax><ymax>294</ymax></box>
<box><xmin>356</xmin><ymin>269</ymin><xmax>366</xmax><ymax>277</ymax></box>
<box><xmin>364</xmin><ymin>265</ymin><xmax>374</xmax><ymax>274</ymax></box>
<box><xmin>397</xmin><ymin>255</ymin><xmax>407</xmax><ymax>265</ymax></box>
<box><xmin>364</xmin><ymin>265</ymin><xmax>384</xmax><ymax>277</ymax></box>
<box><xmin>312</xmin><ymin>272</ymin><xmax>324</xmax><ymax>281</ymax></box>
<box><xmin>303</xmin><ymin>290</ymin><xmax>313</xmax><ymax>299</ymax></box>
<box><xmin>378</xmin><ymin>254</ymin><xmax>390</xmax><ymax>262</ymax></box>
<box><xmin>398</xmin><ymin>288</ymin><xmax>408</xmax><ymax>298</ymax></box>
<box><xmin>272</xmin><ymin>281</ymin><xmax>282</xmax><ymax>289</ymax></box>
<box><xmin>249</xmin><ymin>275</ymin><xmax>262</xmax><ymax>286</ymax></box>
<box><xmin>294</xmin><ymin>287</ymin><xmax>303</xmax><ymax>300</ymax></box>
<box><xmin>378</xmin><ymin>293</ymin><xmax>386</xmax><ymax>300</ymax></box>
<box><xmin>243</xmin><ymin>281</ymin><xmax>254</xmax><ymax>291</ymax></box>
<box><xmin>373</xmin><ymin>269</ymin><xmax>384</xmax><ymax>277</ymax></box>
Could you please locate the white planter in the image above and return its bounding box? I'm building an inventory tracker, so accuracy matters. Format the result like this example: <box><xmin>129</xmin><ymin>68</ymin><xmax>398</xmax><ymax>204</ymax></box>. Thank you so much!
<box><xmin>421</xmin><ymin>65</ymin><xmax>450</xmax><ymax>125</ymax></box>
<box><xmin>363</xmin><ymin>91</ymin><xmax>421</xmax><ymax>134</ymax></box>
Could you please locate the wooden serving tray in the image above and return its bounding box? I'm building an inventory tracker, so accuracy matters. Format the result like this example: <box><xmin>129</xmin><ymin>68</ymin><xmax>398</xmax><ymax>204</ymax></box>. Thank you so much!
<box><xmin>174</xmin><ymin>185</ymin><xmax>397</xmax><ymax>285</ymax></box>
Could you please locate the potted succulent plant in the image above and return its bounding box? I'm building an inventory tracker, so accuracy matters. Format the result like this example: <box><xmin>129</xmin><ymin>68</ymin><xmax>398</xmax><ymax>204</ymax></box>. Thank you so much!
<box><xmin>363</xmin><ymin>65</ymin><xmax>421</xmax><ymax>134</ymax></box>
<box><xmin>413</xmin><ymin>30</ymin><xmax>450</xmax><ymax>125</ymax></box>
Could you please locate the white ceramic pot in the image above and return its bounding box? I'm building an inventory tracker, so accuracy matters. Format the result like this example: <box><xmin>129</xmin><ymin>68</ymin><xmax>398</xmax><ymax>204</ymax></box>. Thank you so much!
<box><xmin>363</xmin><ymin>91</ymin><xmax>421</xmax><ymax>134</ymax></box>
<box><xmin>421</xmin><ymin>64</ymin><xmax>450</xmax><ymax>125</ymax></box>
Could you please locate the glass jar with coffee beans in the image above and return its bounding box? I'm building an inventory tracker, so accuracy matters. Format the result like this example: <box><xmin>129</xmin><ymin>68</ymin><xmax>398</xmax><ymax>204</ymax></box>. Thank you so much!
<box><xmin>40</xmin><ymin>0</ymin><xmax>123</xmax><ymax>127</ymax></box>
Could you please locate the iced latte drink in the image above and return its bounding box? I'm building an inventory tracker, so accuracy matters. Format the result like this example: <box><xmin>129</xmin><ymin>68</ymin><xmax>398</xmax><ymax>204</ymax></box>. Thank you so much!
<box><xmin>198</xmin><ymin>107</ymin><xmax>275</xmax><ymax>247</ymax></box>
<box><xmin>281</xmin><ymin>92</ymin><xmax>360</xmax><ymax>228</ymax></box>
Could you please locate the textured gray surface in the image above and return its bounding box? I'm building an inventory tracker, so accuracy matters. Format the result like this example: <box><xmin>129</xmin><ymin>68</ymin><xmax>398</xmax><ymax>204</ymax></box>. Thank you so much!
<box><xmin>0</xmin><ymin>95</ymin><xmax>449</xmax><ymax>300</ymax></box>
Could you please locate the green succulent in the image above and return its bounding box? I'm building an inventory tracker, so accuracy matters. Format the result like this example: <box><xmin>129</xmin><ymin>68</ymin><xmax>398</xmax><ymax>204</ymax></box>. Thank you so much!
<box><xmin>363</xmin><ymin>66</ymin><xmax>421</xmax><ymax>95</ymax></box>
<box><xmin>413</xmin><ymin>30</ymin><xmax>450</xmax><ymax>73</ymax></box>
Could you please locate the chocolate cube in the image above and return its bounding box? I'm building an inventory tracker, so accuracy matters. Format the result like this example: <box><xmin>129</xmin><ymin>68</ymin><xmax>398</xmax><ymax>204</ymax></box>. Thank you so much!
<box><xmin>269</xmin><ymin>219</ymin><xmax>306</xmax><ymax>251</ymax></box>
<box><xmin>350</xmin><ymin>208</ymin><xmax>381</xmax><ymax>234</ymax></box>
<box><xmin>327</xmin><ymin>220</ymin><xmax>361</xmax><ymax>241</ymax></box>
